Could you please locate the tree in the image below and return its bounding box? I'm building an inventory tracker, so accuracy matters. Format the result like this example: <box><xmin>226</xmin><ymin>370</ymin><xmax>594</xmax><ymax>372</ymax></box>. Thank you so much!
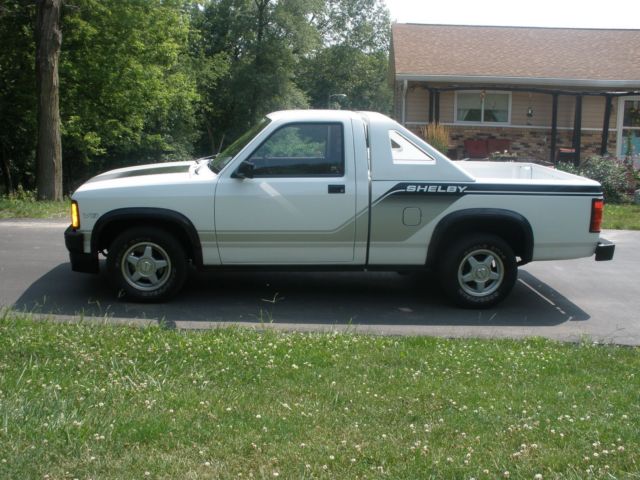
<box><xmin>35</xmin><ymin>0</ymin><xmax>63</xmax><ymax>200</ymax></box>
<box><xmin>59</xmin><ymin>0</ymin><xmax>203</xmax><ymax>188</ymax></box>
<box><xmin>298</xmin><ymin>0</ymin><xmax>392</xmax><ymax>113</ymax></box>
<box><xmin>0</xmin><ymin>1</ymin><xmax>37</xmax><ymax>194</ymax></box>
<box><xmin>193</xmin><ymin>0</ymin><xmax>322</xmax><ymax>153</ymax></box>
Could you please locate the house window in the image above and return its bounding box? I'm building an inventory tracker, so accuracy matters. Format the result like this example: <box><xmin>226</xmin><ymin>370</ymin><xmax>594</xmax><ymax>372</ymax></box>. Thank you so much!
<box><xmin>455</xmin><ymin>91</ymin><xmax>511</xmax><ymax>124</ymax></box>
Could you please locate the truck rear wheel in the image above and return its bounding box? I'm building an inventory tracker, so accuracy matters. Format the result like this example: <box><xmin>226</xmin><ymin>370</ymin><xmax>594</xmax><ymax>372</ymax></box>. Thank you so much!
<box><xmin>439</xmin><ymin>234</ymin><xmax>517</xmax><ymax>308</ymax></box>
<box><xmin>107</xmin><ymin>227</ymin><xmax>187</xmax><ymax>302</ymax></box>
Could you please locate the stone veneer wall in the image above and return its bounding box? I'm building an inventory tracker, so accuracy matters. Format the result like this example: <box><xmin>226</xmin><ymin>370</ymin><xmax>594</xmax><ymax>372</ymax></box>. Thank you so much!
<box><xmin>412</xmin><ymin>126</ymin><xmax>618</xmax><ymax>163</ymax></box>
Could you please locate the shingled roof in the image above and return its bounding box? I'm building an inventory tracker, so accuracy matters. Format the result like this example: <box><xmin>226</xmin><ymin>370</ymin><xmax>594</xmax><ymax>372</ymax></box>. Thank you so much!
<box><xmin>391</xmin><ymin>24</ymin><xmax>640</xmax><ymax>88</ymax></box>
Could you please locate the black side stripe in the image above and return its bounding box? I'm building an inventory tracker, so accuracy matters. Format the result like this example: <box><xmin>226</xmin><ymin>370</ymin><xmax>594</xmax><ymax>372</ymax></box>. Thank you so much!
<box><xmin>380</xmin><ymin>182</ymin><xmax>602</xmax><ymax>200</ymax></box>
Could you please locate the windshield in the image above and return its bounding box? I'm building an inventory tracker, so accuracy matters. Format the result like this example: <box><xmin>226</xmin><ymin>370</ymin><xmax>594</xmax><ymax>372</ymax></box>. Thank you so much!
<box><xmin>208</xmin><ymin>117</ymin><xmax>271</xmax><ymax>173</ymax></box>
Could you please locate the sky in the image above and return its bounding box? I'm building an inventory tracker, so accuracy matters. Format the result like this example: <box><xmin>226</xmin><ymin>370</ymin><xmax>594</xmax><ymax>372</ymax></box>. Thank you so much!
<box><xmin>384</xmin><ymin>0</ymin><xmax>640</xmax><ymax>29</ymax></box>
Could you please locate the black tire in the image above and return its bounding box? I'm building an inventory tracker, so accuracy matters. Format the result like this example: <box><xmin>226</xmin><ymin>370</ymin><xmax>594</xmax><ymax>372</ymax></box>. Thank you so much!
<box><xmin>106</xmin><ymin>227</ymin><xmax>187</xmax><ymax>302</ymax></box>
<box><xmin>439</xmin><ymin>234</ymin><xmax>517</xmax><ymax>309</ymax></box>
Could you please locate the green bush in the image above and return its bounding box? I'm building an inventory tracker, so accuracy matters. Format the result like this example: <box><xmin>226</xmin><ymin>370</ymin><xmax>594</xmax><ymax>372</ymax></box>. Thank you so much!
<box><xmin>557</xmin><ymin>156</ymin><xmax>635</xmax><ymax>204</ymax></box>
<box><xmin>0</xmin><ymin>186</ymin><xmax>68</xmax><ymax>219</ymax></box>
<box><xmin>419</xmin><ymin>123</ymin><xmax>450</xmax><ymax>155</ymax></box>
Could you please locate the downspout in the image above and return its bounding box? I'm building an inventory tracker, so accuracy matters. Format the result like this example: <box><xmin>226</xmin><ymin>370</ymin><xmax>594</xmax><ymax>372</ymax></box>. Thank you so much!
<box><xmin>401</xmin><ymin>80</ymin><xmax>408</xmax><ymax>126</ymax></box>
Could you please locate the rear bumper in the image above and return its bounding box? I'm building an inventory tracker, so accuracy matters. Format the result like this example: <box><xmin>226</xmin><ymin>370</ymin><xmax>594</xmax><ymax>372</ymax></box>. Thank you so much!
<box><xmin>595</xmin><ymin>238</ymin><xmax>615</xmax><ymax>261</ymax></box>
<box><xmin>64</xmin><ymin>226</ymin><xmax>99</xmax><ymax>273</ymax></box>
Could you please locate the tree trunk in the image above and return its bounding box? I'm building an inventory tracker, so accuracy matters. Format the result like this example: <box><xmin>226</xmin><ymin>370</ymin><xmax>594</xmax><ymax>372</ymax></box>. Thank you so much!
<box><xmin>35</xmin><ymin>0</ymin><xmax>62</xmax><ymax>201</ymax></box>
<box><xmin>0</xmin><ymin>142</ymin><xmax>14</xmax><ymax>195</ymax></box>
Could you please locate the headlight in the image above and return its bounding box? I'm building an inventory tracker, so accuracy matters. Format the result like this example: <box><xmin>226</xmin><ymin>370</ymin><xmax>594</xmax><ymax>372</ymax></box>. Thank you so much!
<box><xmin>71</xmin><ymin>200</ymin><xmax>80</xmax><ymax>229</ymax></box>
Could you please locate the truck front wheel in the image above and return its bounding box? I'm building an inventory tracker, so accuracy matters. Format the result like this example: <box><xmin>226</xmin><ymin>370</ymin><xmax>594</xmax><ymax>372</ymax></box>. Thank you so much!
<box><xmin>107</xmin><ymin>227</ymin><xmax>187</xmax><ymax>302</ymax></box>
<box><xmin>439</xmin><ymin>234</ymin><xmax>517</xmax><ymax>308</ymax></box>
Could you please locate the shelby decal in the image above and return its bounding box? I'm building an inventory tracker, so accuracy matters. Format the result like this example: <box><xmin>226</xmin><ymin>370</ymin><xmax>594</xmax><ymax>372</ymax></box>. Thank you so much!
<box><xmin>405</xmin><ymin>184</ymin><xmax>468</xmax><ymax>194</ymax></box>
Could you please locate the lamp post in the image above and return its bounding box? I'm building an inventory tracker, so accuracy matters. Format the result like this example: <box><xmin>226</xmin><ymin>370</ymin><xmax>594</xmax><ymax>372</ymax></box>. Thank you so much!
<box><xmin>327</xmin><ymin>93</ymin><xmax>347</xmax><ymax>109</ymax></box>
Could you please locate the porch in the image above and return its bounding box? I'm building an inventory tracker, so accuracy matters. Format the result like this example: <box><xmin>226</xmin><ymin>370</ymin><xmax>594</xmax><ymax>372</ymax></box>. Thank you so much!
<box><xmin>397</xmin><ymin>83</ymin><xmax>640</xmax><ymax>164</ymax></box>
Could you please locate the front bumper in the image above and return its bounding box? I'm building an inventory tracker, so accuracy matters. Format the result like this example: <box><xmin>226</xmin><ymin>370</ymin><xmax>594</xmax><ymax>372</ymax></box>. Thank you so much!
<box><xmin>595</xmin><ymin>238</ymin><xmax>615</xmax><ymax>261</ymax></box>
<box><xmin>64</xmin><ymin>226</ymin><xmax>99</xmax><ymax>273</ymax></box>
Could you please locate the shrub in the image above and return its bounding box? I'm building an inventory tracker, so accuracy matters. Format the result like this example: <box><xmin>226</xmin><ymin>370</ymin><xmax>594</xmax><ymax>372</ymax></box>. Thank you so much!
<box><xmin>489</xmin><ymin>150</ymin><xmax>518</xmax><ymax>161</ymax></box>
<box><xmin>557</xmin><ymin>156</ymin><xmax>635</xmax><ymax>204</ymax></box>
<box><xmin>419</xmin><ymin>123</ymin><xmax>450</xmax><ymax>155</ymax></box>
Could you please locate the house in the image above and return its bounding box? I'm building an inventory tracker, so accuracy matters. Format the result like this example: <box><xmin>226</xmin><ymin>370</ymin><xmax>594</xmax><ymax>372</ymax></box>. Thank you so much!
<box><xmin>390</xmin><ymin>23</ymin><xmax>640</xmax><ymax>163</ymax></box>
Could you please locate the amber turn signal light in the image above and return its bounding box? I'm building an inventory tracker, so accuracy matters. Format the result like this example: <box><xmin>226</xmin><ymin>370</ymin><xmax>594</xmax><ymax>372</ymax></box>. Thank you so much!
<box><xmin>71</xmin><ymin>201</ymin><xmax>80</xmax><ymax>229</ymax></box>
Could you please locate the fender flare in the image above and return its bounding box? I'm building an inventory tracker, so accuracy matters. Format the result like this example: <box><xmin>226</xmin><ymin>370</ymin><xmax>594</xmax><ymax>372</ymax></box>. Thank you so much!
<box><xmin>91</xmin><ymin>208</ymin><xmax>203</xmax><ymax>267</ymax></box>
<box><xmin>426</xmin><ymin>208</ymin><xmax>534</xmax><ymax>267</ymax></box>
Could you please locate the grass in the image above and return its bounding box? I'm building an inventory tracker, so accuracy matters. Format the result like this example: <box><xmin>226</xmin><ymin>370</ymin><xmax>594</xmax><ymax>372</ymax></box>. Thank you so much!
<box><xmin>0</xmin><ymin>190</ymin><xmax>68</xmax><ymax>219</ymax></box>
<box><xmin>603</xmin><ymin>203</ymin><xmax>640</xmax><ymax>231</ymax></box>
<box><xmin>0</xmin><ymin>314</ymin><xmax>638</xmax><ymax>479</ymax></box>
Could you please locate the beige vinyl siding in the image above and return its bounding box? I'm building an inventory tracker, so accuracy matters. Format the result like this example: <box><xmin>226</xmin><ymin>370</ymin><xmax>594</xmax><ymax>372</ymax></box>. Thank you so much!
<box><xmin>403</xmin><ymin>84</ymin><xmax>617</xmax><ymax>131</ymax></box>
<box><xmin>511</xmin><ymin>93</ymin><xmax>552</xmax><ymax>126</ymax></box>
<box><xmin>439</xmin><ymin>92</ymin><xmax>455</xmax><ymax>123</ymax></box>
<box><xmin>510</xmin><ymin>93</ymin><xmax>617</xmax><ymax>129</ymax></box>
<box><xmin>581</xmin><ymin>95</ymin><xmax>617</xmax><ymax>130</ymax></box>
<box><xmin>405</xmin><ymin>85</ymin><xmax>429</xmax><ymax>122</ymax></box>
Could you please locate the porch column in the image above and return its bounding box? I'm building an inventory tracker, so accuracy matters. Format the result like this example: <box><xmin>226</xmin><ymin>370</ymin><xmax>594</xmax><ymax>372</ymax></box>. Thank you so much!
<box><xmin>428</xmin><ymin>89</ymin><xmax>435</xmax><ymax>123</ymax></box>
<box><xmin>600</xmin><ymin>95</ymin><xmax>612</xmax><ymax>155</ymax></box>
<box><xmin>550</xmin><ymin>93</ymin><xmax>558</xmax><ymax>164</ymax></box>
<box><xmin>401</xmin><ymin>80</ymin><xmax>408</xmax><ymax>126</ymax></box>
<box><xmin>572</xmin><ymin>95</ymin><xmax>583</xmax><ymax>166</ymax></box>
<box><xmin>434</xmin><ymin>90</ymin><xmax>440</xmax><ymax>125</ymax></box>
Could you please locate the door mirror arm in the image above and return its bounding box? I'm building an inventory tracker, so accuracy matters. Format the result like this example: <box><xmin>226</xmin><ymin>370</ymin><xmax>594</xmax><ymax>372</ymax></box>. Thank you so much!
<box><xmin>232</xmin><ymin>161</ymin><xmax>255</xmax><ymax>179</ymax></box>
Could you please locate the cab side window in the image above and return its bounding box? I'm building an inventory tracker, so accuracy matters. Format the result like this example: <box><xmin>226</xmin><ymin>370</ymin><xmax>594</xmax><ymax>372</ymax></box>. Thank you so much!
<box><xmin>389</xmin><ymin>130</ymin><xmax>435</xmax><ymax>163</ymax></box>
<box><xmin>249</xmin><ymin>123</ymin><xmax>344</xmax><ymax>177</ymax></box>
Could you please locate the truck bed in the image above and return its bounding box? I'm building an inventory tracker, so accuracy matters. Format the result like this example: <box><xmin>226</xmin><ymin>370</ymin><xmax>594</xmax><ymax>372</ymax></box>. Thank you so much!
<box><xmin>454</xmin><ymin>161</ymin><xmax>589</xmax><ymax>183</ymax></box>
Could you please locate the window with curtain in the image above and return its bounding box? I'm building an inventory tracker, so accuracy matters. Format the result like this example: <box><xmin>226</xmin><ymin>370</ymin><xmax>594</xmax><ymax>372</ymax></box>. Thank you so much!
<box><xmin>455</xmin><ymin>92</ymin><xmax>510</xmax><ymax>124</ymax></box>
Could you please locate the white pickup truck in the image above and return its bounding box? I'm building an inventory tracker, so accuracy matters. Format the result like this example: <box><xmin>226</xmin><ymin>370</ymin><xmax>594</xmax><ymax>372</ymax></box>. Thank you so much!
<box><xmin>65</xmin><ymin>110</ymin><xmax>614</xmax><ymax>308</ymax></box>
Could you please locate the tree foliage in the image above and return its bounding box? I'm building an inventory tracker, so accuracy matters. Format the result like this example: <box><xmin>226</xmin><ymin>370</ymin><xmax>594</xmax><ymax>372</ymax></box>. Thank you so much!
<box><xmin>0</xmin><ymin>1</ymin><xmax>37</xmax><ymax>192</ymax></box>
<box><xmin>60</xmin><ymin>0</ymin><xmax>202</xmax><ymax>188</ymax></box>
<box><xmin>299</xmin><ymin>0</ymin><xmax>392</xmax><ymax>111</ymax></box>
<box><xmin>0</xmin><ymin>0</ymin><xmax>392</xmax><ymax>193</ymax></box>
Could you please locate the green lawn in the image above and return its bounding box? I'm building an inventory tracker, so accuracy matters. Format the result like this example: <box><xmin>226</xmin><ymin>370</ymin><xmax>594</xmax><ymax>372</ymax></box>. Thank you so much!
<box><xmin>0</xmin><ymin>193</ymin><xmax>68</xmax><ymax>219</ymax></box>
<box><xmin>0</xmin><ymin>314</ymin><xmax>638</xmax><ymax>479</ymax></box>
<box><xmin>603</xmin><ymin>204</ymin><xmax>640</xmax><ymax>230</ymax></box>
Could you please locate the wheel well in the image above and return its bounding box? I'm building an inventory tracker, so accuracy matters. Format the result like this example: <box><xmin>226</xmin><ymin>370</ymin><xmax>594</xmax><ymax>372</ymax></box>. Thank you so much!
<box><xmin>91</xmin><ymin>209</ymin><xmax>203</xmax><ymax>267</ymax></box>
<box><xmin>427</xmin><ymin>209</ymin><xmax>533</xmax><ymax>267</ymax></box>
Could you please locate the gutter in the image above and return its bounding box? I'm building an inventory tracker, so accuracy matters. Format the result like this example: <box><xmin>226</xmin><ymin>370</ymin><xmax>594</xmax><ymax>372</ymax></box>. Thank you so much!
<box><xmin>396</xmin><ymin>74</ymin><xmax>640</xmax><ymax>89</ymax></box>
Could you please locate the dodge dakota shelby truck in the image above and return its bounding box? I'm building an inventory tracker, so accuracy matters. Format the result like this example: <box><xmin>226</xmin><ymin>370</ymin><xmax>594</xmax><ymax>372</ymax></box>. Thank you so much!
<box><xmin>64</xmin><ymin>110</ymin><xmax>615</xmax><ymax>308</ymax></box>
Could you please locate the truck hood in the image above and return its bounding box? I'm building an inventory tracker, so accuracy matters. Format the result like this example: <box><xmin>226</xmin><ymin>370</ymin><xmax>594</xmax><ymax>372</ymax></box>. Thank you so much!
<box><xmin>74</xmin><ymin>160</ymin><xmax>216</xmax><ymax>194</ymax></box>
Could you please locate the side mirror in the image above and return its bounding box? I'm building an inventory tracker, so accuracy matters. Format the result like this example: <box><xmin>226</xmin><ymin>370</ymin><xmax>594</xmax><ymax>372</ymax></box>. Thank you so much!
<box><xmin>232</xmin><ymin>161</ymin><xmax>254</xmax><ymax>179</ymax></box>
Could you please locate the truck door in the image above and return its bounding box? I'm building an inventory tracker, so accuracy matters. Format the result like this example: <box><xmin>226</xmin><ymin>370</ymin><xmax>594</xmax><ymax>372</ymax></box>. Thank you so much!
<box><xmin>214</xmin><ymin>121</ymin><xmax>357</xmax><ymax>264</ymax></box>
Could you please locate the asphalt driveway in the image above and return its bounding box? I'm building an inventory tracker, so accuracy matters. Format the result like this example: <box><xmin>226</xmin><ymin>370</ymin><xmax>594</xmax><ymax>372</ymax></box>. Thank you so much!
<box><xmin>1</xmin><ymin>219</ymin><xmax>638</xmax><ymax>344</ymax></box>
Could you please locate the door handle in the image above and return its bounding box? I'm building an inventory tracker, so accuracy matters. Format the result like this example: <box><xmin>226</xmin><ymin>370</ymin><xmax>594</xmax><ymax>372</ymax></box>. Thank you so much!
<box><xmin>328</xmin><ymin>184</ymin><xmax>345</xmax><ymax>194</ymax></box>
